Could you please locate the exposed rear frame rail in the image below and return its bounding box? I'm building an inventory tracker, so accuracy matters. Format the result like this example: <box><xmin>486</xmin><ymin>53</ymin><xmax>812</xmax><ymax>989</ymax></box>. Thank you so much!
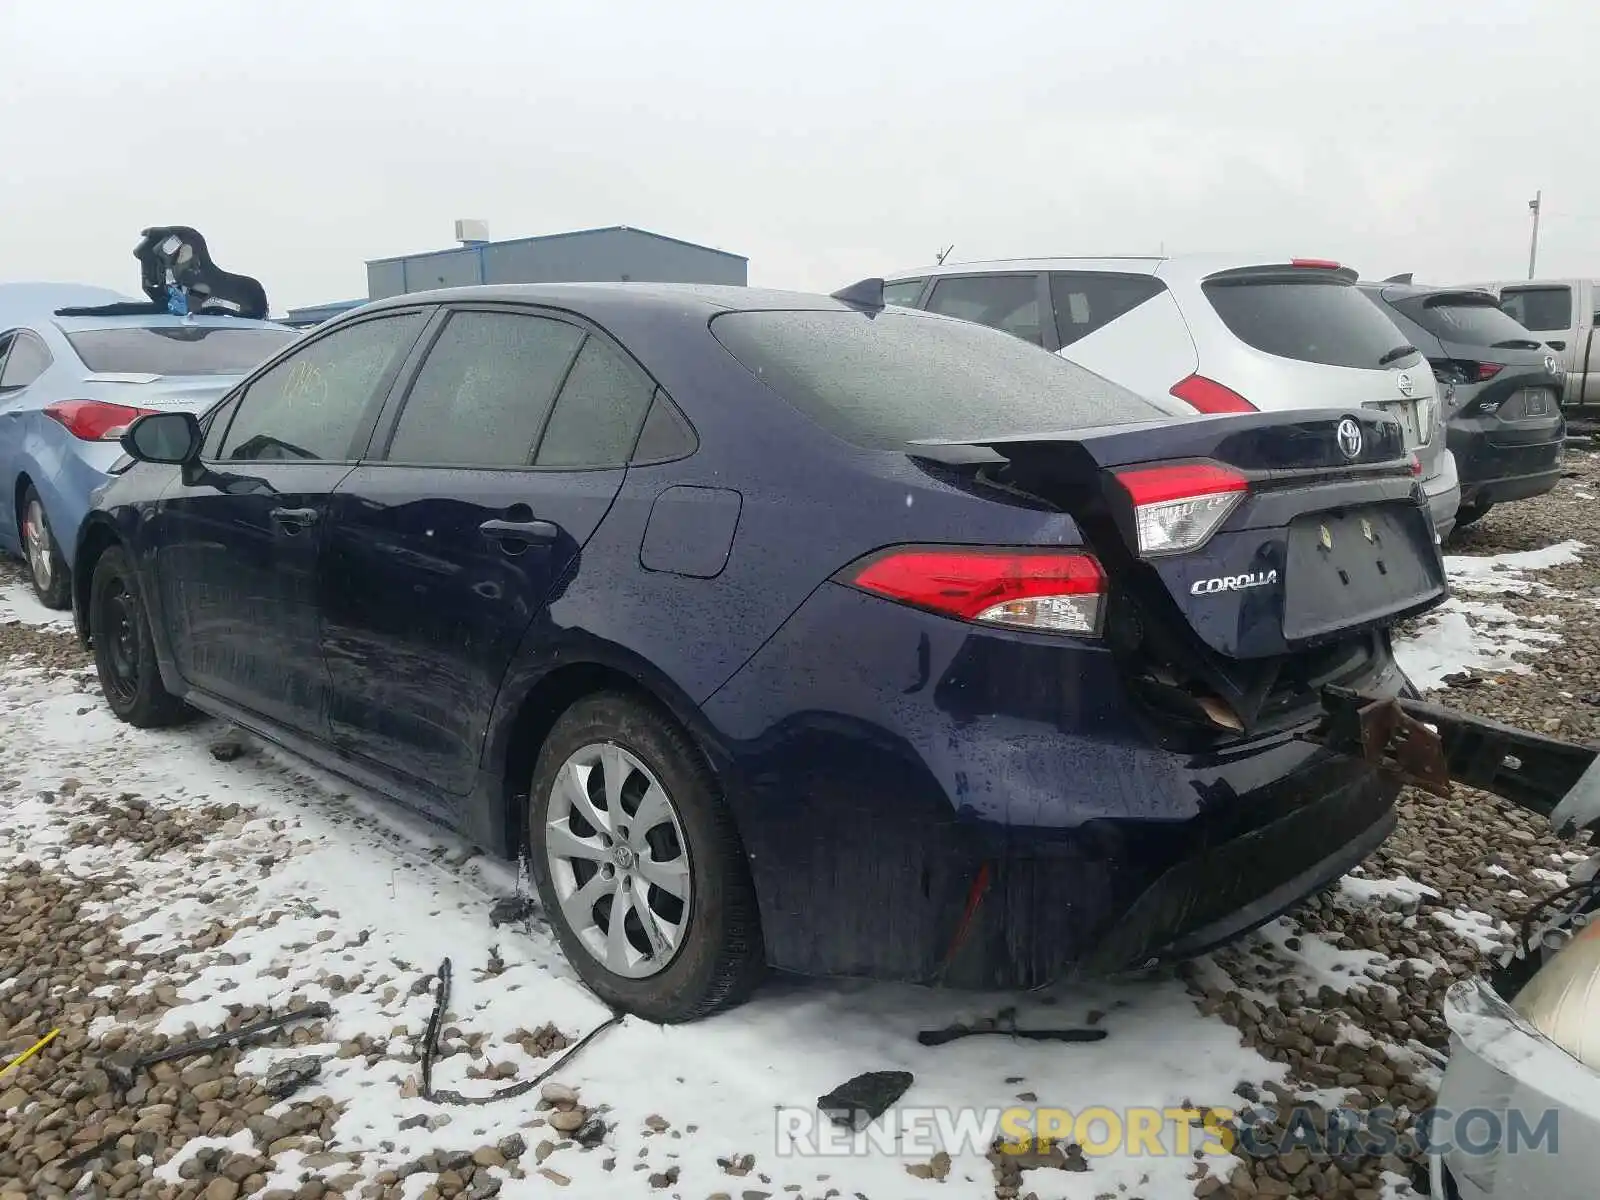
<box><xmin>1312</xmin><ymin>685</ymin><xmax>1600</xmax><ymax>834</ymax></box>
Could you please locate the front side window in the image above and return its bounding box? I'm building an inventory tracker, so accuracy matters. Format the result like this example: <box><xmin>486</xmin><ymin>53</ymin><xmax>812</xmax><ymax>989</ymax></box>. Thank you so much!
<box><xmin>1498</xmin><ymin>286</ymin><xmax>1573</xmax><ymax>333</ymax></box>
<box><xmin>0</xmin><ymin>332</ymin><xmax>51</xmax><ymax>390</ymax></box>
<box><xmin>216</xmin><ymin>312</ymin><xmax>426</xmax><ymax>462</ymax></box>
<box><xmin>385</xmin><ymin>311</ymin><xmax>585</xmax><ymax>467</ymax></box>
<box><xmin>924</xmin><ymin>275</ymin><xmax>1045</xmax><ymax>345</ymax></box>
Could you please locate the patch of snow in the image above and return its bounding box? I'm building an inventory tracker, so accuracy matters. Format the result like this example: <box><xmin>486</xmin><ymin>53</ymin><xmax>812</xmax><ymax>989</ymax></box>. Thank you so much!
<box><xmin>1429</xmin><ymin>908</ymin><xmax>1511</xmax><ymax>953</ymax></box>
<box><xmin>1445</xmin><ymin>539</ymin><xmax>1585</xmax><ymax>585</ymax></box>
<box><xmin>1393</xmin><ymin>598</ymin><xmax>1562</xmax><ymax>690</ymax></box>
<box><xmin>0</xmin><ymin>659</ymin><xmax>1288</xmax><ymax>1200</ymax></box>
<box><xmin>1339</xmin><ymin>874</ymin><xmax>1439</xmax><ymax>910</ymax></box>
<box><xmin>0</xmin><ymin>580</ymin><xmax>75</xmax><ymax>630</ymax></box>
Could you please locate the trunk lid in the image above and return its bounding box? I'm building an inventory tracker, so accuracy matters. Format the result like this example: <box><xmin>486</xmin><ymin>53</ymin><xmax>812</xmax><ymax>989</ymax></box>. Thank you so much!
<box><xmin>910</xmin><ymin>407</ymin><xmax>1445</xmax><ymax>734</ymax></box>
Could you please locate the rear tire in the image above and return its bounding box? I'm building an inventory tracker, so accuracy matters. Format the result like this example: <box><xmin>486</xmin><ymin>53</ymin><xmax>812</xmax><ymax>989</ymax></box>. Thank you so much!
<box><xmin>20</xmin><ymin>486</ymin><xmax>71</xmax><ymax>610</ymax></box>
<box><xmin>527</xmin><ymin>692</ymin><xmax>765</xmax><ymax>1022</ymax></box>
<box><xmin>89</xmin><ymin>545</ymin><xmax>190</xmax><ymax>728</ymax></box>
<box><xmin>1452</xmin><ymin>501</ymin><xmax>1493</xmax><ymax>531</ymax></box>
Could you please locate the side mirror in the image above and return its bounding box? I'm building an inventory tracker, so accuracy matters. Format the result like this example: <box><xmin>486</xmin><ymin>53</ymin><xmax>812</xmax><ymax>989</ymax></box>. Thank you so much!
<box><xmin>120</xmin><ymin>411</ymin><xmax>202</xmax><ymax>465</ymax></box>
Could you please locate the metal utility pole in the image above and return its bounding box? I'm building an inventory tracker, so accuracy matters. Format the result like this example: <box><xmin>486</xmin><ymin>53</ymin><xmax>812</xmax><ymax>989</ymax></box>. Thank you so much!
<box><xmin>1528</xmin><ymin>191</ymin><xmax>1542</xmax><ymax>279</ymax></box>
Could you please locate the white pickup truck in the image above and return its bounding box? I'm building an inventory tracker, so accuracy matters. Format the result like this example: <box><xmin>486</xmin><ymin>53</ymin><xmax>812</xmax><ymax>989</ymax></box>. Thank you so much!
<box><xmin>1459</xmin><ymin>278</ymin><xmax>1599</xmax><ymax>415</ymax></box>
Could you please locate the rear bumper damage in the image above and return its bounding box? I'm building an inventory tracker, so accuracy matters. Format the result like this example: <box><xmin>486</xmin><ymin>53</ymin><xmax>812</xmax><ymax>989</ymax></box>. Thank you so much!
<box><xmin>1313</xmin><ymin>688</ymin><xmax>1600</xmax><ymax>1198</ymax></box>
<box><xmin>1309</xmin><ymin>686</ymin><xmax>1600</xmax><ymax>839</ymax></box>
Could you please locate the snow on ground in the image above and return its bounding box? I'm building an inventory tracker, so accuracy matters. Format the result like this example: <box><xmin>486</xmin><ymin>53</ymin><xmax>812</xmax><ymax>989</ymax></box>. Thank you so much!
<box><xmin>3</xmin><ymin>527</ymin><xmax>1587</xmax><ymax>1198</ymax></box>
<box><xmin>0</xmin><ymin>579</ymin><xmax>74</xmax><ymax>630</ymax></box>
<box><xmin>0</xmin><ymin>662</ymin><xmax>1280</xmax><ymax>1200</ymax></box>
<box><xmin>1391</xmin><ymin>542</ymin><xmax>1582</xmax><ymax>688</ymax></box>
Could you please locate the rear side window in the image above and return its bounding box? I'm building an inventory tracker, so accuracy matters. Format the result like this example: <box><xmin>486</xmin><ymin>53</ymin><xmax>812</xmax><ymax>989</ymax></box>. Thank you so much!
<box><xmin>1203</xmin><ymin>276</ymin><xmax>1418</xmax><ymax>370</ymax></box>
<box><xmin>924</xmin><ymin>275</ymin><xmax>1045</xmax><ymax>345</ymax></box>
<box><xmin>386</xmin><ymin>311</ymin><xmax>584</xmax><ymax>466</ymax></box>
<box><xmin>1391</xmin><ymin>295</ymin><xmax>1542</xmax><ymax>347</ymax></box>
<box><xmin>882</xmin><ymin>279</ymin><xmax>926</xmax><ymax>306</ymax></box>
<box><xmin>1049</xmin><ymin>273</ymin><xmax>1165</xmax><ymax>347</ymax></box>
<box><xmin>709</xmin><ymin>308</ymin><xmax>1174</xmax><ymax>450</ymax></box>
<box><xmin>65</xmin><ymin>326</ymin><xmax>298</xmax><ymax>375</ymax></box>
<box><xmin>0</xmin><ymin>332</ymin><xmax>51</xmax><ymax>389</ymax></box>
<box><xmin>1498</xmin><ymin>286</ymin><xmax>1572</xmax><ymax>333</ymax></box>
<box><xmin>534</xmin><ymin>336</ymin><xmax>656</xmax><ymax>467</ymax></box>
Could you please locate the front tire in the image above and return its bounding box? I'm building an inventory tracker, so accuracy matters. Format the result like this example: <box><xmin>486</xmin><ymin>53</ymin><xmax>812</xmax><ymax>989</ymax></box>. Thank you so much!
<box><xmin>89</xmin><ymin>545</ymin><xmax>190</xmax><ymax>728</ymax></box>
<box><xmin>1452</xmin><ymin>500</ymin><xmax>1493</xmax><ymax>531</ymax></box>
<box><xmin>20</xmin><ymin>487</ymin><xmax>70</xmax><ymax>610</ymax></box>
<box><xmin>527</xmin><ymin>692</ymin><xmax>764</xmax><ymax>1022</ymax></box>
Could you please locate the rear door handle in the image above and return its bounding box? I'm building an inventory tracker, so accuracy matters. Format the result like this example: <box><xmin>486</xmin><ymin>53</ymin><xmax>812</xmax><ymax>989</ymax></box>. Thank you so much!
<box><xmin>269</xmin><ymin>506</ymin><xmax>319</xmax><ymax>531</ymax></box>
<box><xmin>479</xmin><ymin>517</ymin><xmax>558</xmax><ymax>544</ymax></box>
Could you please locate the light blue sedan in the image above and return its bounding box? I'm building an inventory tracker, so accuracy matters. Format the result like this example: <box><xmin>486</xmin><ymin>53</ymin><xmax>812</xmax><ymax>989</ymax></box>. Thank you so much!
<box><xmin>0</xmin><ymin>282</ymin><xmax>299</xmax><ymax>606</ymax></box>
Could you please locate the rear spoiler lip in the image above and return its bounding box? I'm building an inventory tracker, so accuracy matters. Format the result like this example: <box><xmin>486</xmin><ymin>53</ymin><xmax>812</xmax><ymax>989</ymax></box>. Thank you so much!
<box><xmin>1202</xmin><ymin>263</ymin><xmax>1360</xmax><ymax>285</ymax></box>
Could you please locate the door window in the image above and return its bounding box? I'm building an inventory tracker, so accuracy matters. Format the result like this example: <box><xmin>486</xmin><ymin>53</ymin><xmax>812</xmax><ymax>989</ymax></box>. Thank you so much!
<box><xmin>1048</xmin><ymin>273</ymin><xmax>1166</xmax><ymax>347</ymax></box>
<box><xmin>1498</xmin><ymin>286</ymin><xmax>1573</xmax><ymax>333</ymax></box>
<box><xmin>385</xmin><ymin>311</ymin><xmax>585</xmax><ymax>466</ymax></box>
<box><xmin>217</xmin><ymin>312</ymin><xmax>426</xmax><ymax>461</ymax></box>
<box><xmin>0</xmin><ymin>332</ymin><xmax>51</xmax><ymax>390</ymax></box>
<box><xmin>534</xmin><ymin>336</ymin><xmax>657</xmax><ymax>467</ymax></box>
<box><xmin>924</xmin><ymin>275</ymin><xmax>1045</xmax><ymax>345</ymax></box>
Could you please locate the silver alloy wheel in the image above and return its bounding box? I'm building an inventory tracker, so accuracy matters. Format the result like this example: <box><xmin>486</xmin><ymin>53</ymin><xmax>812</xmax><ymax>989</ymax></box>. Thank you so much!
<box><xmin>23</xmin><ymin>500</ymin><xmax>52</xmax><ymax>591</ymax></box>
<box><xmin>544</xmin><ymin>741</ymin><xmax>692</xmax><ymax>979</ymax></box>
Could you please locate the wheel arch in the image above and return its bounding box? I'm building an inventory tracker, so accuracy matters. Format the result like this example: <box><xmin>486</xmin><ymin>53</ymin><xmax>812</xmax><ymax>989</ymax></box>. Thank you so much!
<box><xmin>72</xmin><ymin>516</ymin><xmax>124</xmax><ymax>647</ymax></box>
<box><xmin>489</xmin><ymin>648</ymin><xmax>733</xmax><ymax>862</ymax></box>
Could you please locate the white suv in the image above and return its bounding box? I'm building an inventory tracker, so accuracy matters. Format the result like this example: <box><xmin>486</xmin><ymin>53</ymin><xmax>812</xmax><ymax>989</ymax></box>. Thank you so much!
<box><xmin>879</xmin><ymin>255</ymin><xmax>1460</xmax><ymax>537</ymax></box>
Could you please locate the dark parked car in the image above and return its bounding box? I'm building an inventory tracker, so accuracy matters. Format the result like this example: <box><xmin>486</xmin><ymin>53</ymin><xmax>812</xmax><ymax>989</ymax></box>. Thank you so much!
<box><xmin>1361</xmin><ymin>284</ymin><xmax>1565</xmax><ymax>531</ymax></box>
<box><xmin>75</xmin><ymin>282</ymin><xmax>1450</xmax><ymax>1022</ymax></box>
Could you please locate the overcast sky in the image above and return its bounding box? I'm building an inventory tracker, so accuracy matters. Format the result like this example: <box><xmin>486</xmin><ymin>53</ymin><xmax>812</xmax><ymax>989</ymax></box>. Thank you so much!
<box><xmin>2</xmin><ymin>0</ymin><xmax>1595</xmax><ymax>314</ymax></box>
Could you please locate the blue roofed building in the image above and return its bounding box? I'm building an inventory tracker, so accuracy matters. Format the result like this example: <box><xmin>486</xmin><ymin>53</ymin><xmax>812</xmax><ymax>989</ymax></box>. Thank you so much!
<box><xmin>278</xmin><ymin>221</ymin><xmax>747</xmax><ymax>327</ymax></box>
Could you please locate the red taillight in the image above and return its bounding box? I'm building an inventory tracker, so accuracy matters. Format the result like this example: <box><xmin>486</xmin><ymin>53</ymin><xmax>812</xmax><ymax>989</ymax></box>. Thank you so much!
<box><xmin>1409</xmin><ymin>453</ymin><xmax>1423</xmax><ymax>476</ymax></box>
<box><xmin>845</xmin><ymin>547</ymin><xmax>1105</xmax><ymax>636</ymax></box>
<box><xmin>1114</xmin><ymin>462</ymin><xmax>1248</xmax><ymax>556</ymax></box>
<box><xmin>43</xmin><ymin>400</ymin><xmax>156</xmax><ymax>441</ymax></box>
<box><xmin>1476</xmin><ymin>362</ymin><xmax>1503</xmax><ymax>381</ymax></box>
<box><xmin>1170</xmin><ymin>374</ymin><xmax>1257</xmax><ymax>414</ymax></box>
<box><xmin>1290</xmin><ymin>258</ymin><xmax>1342</xmax><ymax>270</ymax></box>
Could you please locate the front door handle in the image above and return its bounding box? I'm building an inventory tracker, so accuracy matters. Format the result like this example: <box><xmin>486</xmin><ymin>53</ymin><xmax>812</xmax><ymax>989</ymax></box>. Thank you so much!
<box><xmin>269</xmin><ymin>506</ymin><xmax>319</xmax><ymax>532</ymax></box>
<box><xmin>480</xmin><ymin>517</ymin><xmax>558</xmax><ymax>544</ymax></box>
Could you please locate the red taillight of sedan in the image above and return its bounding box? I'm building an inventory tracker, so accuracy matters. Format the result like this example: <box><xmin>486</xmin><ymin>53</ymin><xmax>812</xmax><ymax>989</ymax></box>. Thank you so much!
<box><xmin>1114</xmin><ymin>462</ymin><xmax>1249</xmax><ymax>556</ymax></box>
<box><xmin>43</xmin><ymin>400</ymin><xmax>157</xmax><ymax>441</ymax></box>
<box><xmin>844</xmin><ymin>547</ymin><xmax>1106</xmax><ymax>637</ymax></box>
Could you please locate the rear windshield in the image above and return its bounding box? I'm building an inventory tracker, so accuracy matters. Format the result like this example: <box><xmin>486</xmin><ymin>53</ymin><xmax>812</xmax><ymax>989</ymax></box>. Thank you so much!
<box><xmin>709</xmin><ymin>308</ymin><xmax>1178</xmax><ymax>449</ymax></box>
<box><xmin>1204</xmin><ymin>277</ymin><xmax>1419</xmax><ymax>370</ymax></box>
<box><xmin>1498</xmin><ymin>286</ymin><xmax>1572</xmax><ymax>333</ymax></box>
<box><xmin>1391</xmin><ymin>295</ymin><xmax>1541</xmax><ymax>348</ymax></box>
<box><xmin>66</xmin><ymin>326</ymin><xmax>298</xmax><ymax>376</ymax></box>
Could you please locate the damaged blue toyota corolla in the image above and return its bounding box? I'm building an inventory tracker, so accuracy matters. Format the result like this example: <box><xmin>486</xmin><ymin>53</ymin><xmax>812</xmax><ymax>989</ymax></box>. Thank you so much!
<box><xmin>70</xmin><ymin>279</ymin><xmax>1600</xmax><ymax>1023</ymax></box>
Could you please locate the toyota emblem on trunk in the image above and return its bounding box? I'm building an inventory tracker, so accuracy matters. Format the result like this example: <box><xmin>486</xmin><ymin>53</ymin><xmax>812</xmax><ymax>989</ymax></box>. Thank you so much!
<box><xmin>1336</xmin><ymin>418</ymin><xmax>1363</xmax><ymax>460</ymax></box>
<box><xmin>1545</xmin><ymin>354</ymin><xmax>1558</xmax><ymax>375</ymax></box>
<box><xmin>1396</xmin><ymin>372</ymin><xmax>1415</xmax><ymax>397</ymax></box>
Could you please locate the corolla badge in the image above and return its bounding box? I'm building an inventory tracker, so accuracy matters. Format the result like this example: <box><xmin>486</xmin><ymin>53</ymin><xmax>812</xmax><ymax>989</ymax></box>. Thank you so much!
<box><xmin>1336</xmin><ymin>418</ymin><xmax>1363</xmax><ymax>460</ymax></box>
<box><xmin>1396</xmin><ymin>372</ymin><xmax>1415</xmax><ymax>397</ymax></box>
<box><xmin>1190</xmin><ymin>569</ymin><xmax>1279</xmax><ymax>595</ymax></box>
<box><xmin>1545</xmin><ymin>354</ymin><xmax>1558</xmax><ymax>375</ymax></box>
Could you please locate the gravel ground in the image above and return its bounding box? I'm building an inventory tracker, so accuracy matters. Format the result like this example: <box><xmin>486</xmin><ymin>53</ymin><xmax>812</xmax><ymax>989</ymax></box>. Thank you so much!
<box><xmin>1</xmin><ymin>454</ymin><xmax>1597</xmax><ymax>1200</ymax></box>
